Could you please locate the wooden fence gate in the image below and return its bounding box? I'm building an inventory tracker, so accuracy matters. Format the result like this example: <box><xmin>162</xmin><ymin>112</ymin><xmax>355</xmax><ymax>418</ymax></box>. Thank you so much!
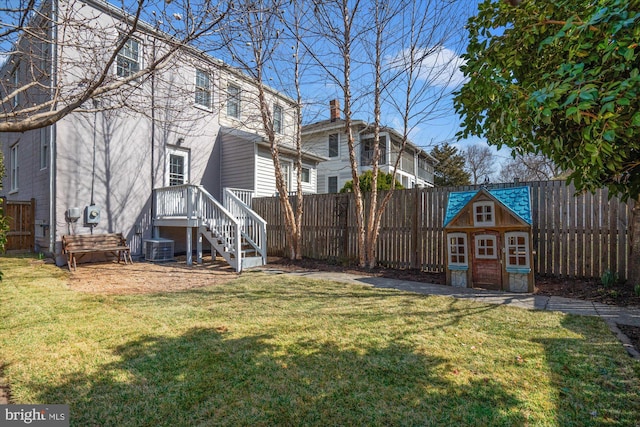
<box><xmin>1</xmin><ymin>198</ymin><xmax>35</xmax><ymax>252</ymax></box>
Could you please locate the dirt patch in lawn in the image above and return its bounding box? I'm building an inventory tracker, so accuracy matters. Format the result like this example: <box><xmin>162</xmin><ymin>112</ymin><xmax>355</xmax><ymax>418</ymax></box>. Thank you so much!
<box><xmin>66</xmin><ymin>256</ymin><xmax>239</xmax><ymax>295</ymax></box>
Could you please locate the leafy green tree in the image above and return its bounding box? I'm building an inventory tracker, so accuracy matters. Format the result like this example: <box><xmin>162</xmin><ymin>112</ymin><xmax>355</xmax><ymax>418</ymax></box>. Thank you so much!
<box><xmin>454</xmin><ymin>0</ymin><xmax>639</xmax><ymax>201</ymax></box>
<box><xmin>341</xmin><ymin>170</ymin><xmax>403</xmax><ymax>193</ymax></box>
<box><xmin>430</xmin><ymin>143</ymin><xmax>471</xmax><ymax>187</ymax></box>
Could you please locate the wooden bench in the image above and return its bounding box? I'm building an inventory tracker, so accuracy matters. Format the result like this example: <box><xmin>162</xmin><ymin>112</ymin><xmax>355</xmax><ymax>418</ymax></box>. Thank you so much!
<box><xmin>62</xmin><ymin>233</ymin><xmax>133</xmax><ymax>271</ymax></box>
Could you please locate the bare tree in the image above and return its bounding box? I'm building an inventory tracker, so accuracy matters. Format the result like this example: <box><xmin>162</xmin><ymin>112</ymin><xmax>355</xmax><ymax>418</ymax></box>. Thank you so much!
<box><xmin>464</xmin><ymin>144</ymin><xmax>496</xmax><ymax>184</ymax></box>
<box><xmin>0</xmin><ymin>0</ymin><xmax>228</xmax><ymax>132</ymax></box>
<box><xmin>305</xmin><ymin>0</ymin><xmax>471</xmax><ymax>267</ymax></box>
<box><xmin>219</xmin><ymin>0</ymin><xmax>306</xmax><ymax>259</ymax></box>
<box><xmin>498</xmin><ymin>153</ymin><xmax>564</xmax><ymax>183</ymax></box>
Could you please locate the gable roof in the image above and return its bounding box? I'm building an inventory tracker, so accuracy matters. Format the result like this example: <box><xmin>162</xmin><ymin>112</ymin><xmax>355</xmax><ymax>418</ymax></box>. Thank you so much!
<box><xmin>444</xmin><ymin>186</ymin><xmax>532</xmax><ymax>227</ymax></box>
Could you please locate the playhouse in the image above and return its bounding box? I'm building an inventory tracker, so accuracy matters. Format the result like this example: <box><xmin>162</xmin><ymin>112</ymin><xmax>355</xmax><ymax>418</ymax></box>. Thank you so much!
<box><xmin>443</xmin><ymin>186</ymin><xmax>534</xmax><ymax>293</ymax></box>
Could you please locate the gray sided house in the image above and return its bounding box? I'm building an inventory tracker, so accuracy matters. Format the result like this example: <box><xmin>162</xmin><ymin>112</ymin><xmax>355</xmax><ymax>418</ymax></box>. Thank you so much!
<box><xmin>302</xmin><ymin>101</ymin><xmax>437</xmax><ymax>193</ymax></box>
<box><xmin>0</xmin><ymin>0</ymin><xmax>321</xmax><ymax>271</ymax></box>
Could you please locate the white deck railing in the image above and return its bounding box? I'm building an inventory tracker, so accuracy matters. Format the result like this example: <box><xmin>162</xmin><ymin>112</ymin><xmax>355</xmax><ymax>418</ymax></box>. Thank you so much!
<box><xmin>154</xmin><ymin>185</ymin><xmax>243</xmax><ymax>271</ymax></box>
<box><xmin>223</xmin><ymin>187</ymin><xmax>267</xmax><ymax>265</ymax></box>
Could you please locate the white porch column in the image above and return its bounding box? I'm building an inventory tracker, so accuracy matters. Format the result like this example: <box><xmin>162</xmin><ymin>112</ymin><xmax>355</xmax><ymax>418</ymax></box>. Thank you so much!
<box><xmin>197</xmin><ymin>232</ymin><xmax>203</xmax><ymax>264</ymax></box>
<box><xmin>186</xmin><ymin>227</ymin><xmax>193</xmax><ymax>266</ymax></box>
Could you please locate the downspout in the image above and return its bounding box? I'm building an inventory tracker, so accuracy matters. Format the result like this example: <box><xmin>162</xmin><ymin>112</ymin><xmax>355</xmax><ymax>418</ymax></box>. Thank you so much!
<box><xmin>48</xmin><ymin>0</ymin><xmax>58</xmax><ymax>255</ymax></box>
<box><xmin>150</xmin><ymin>28</ymin><xmax>156</xmax><ymax>232</ymax></box>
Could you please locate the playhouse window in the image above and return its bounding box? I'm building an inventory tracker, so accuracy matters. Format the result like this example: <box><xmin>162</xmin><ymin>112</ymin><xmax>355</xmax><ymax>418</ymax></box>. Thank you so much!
<box><xmin>447</xmin><ymin>233</ymin><xmax>467</xmax><ymax>266</ymax></box>
<box><xmin>473</xmin><ymin>201</ymin><xmax>495</xmax><ymax>226</ymax></box>
<box><xmin>506</xmin><ymin>232</ymin><xmax>529</xmax><ymax>268</ymax></box>
<box><xmin>475</xmin><ymin>235</ymin><xmax>497</xmax><ymax>259</ymax></box>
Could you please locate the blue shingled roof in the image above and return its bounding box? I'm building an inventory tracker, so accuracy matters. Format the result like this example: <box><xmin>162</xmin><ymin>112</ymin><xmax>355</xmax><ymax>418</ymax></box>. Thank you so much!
<box><xmin>444</xmin><ymin>186</ymin><xmax>532</xmax><ymax>227</ymax></box>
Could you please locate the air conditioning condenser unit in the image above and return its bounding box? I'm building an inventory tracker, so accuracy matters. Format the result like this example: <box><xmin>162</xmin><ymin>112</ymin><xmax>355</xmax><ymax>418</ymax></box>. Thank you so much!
<box><xmin>144</xmin><ymin>238</ymin><xmax>174</xmax><ymax>262</ymax></box>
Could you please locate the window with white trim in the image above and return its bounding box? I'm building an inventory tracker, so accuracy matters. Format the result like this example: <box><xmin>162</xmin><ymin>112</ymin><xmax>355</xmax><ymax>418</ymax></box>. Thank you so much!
<box><xmin>328</xmin><ymin>134</ymin><xmax>339</xmax><ymax>157</ymax></box>
<box><xmin>116</xmin><ymin>38</ymin><xmax>140</xmax><ymax>78</ymax></box>
<box><xmin>473</xmin><ymin>201</ymin><xmax>495</xmax><ymax>226</ymax></box>
<box><xmin>273</xmin><ymin>104</ymin><xmax>283</xmax><ymax>133</ymax></box>
<box><xmin>301</xmin><ymin>167</ymin><xmax>310</xmax><ymax>183</ymax></box>
<box><xmin>447</xmin><ymin>233</ymin><xmax>467</xmax><ymax>266</ymax></box>
<box><xmin>475</xmin><ymin>235</ymin><xmax>497</xmax><ymax>259</ymax></box>
<box><xmin>10</xmin><ymin>144</ymin><xmax>18</xmax><ymax>192</ymax></box>
<box><xmin>282</xmin><ymin>162</ymin><xmax>291</xmax><ymax>191</ymax></box>
<box><xmin>328</xmin><ymin>176</ymin><xmax>338</xmax><ymax>193</ymax></box>
<box><xmin>40</xmin><ymin>128</ymin><xmax>48</xmax><ymax>170</ymax></box>
<box><xmin>505</xmin><ymin>232</ymin><xmax>530</xmax><ymax>268</ymax></box>
<box><xmin>166</xmin><ymin>147</ymin><xmax>189</xmax><ymax>186</ymax></box>
<box><xmin>11</xmin><ymin>67</ymin><xmax>19</xmax><ymax>107</ymax></box>
<box><xmin>227</xmin><ymin>84</ymin><xmax>241</xmax><ymax>118</ymax></box>
<box><xmin>195</xmin><ymin>69</ymin><xmax>211</xmax><ymax>108</ymax></box>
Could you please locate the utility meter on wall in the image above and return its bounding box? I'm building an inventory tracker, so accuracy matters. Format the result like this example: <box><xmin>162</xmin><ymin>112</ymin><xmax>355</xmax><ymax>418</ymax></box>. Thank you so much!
<box><xmin>84</xmin><ymin>205</ymin><xmax>101</xmax><ymax>225</ymax></box>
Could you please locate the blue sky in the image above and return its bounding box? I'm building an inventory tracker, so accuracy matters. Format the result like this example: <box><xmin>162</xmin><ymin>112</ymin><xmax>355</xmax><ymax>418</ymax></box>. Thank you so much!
<box><xmin>0</xmin><ymin>0</ymin><xmax>509</xmax><ymax>172</ymax></box>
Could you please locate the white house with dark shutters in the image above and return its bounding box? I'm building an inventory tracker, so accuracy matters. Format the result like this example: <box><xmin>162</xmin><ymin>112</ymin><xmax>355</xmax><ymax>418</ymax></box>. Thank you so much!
<box><xmin>0</xmin><ymin>0</ymin><xmax>323</xmax><ymax>270</ymax></box>
<box><xmin>302</xmin><ymin>101</ymin><xmax>437</xmax><ymax>193</ymax></box>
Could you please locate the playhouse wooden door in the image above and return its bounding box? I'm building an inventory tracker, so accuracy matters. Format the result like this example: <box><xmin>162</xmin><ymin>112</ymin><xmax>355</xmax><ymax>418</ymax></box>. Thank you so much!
<box><xmin>471</xmin><ymin>231</ymin><xmax>502</xmax><ymax>290</ymax></box>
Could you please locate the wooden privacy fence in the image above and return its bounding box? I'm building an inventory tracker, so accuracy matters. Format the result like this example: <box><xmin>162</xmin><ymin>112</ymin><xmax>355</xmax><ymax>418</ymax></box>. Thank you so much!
<box><xmin>1</xmin><ymin>198</ymin><xmax>35</xmax><ymax>252</ymax></box>
<box><xmin>252</xmin><ymin>180</ymin><xmax>636</xmax><ymax>280</ymax></box>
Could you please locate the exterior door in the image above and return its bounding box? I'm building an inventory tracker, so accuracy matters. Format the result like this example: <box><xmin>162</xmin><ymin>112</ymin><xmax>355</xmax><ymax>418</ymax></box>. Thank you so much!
<box><xmin>471</xmin><ymin>231</ymin><xmax>502</xmax><ymax>290</ymax></box>
<box><xmin>166</xmin><ymin>147</ymin><xmax>190</xmax><ymax>186</ymax></box>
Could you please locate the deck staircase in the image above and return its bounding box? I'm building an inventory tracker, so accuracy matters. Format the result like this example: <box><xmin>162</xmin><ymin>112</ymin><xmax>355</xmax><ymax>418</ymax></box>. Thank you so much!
<box><xmin>153</xmin><ymin>185</ymin><xmax>267</xmax><ymax>272</ymax></box>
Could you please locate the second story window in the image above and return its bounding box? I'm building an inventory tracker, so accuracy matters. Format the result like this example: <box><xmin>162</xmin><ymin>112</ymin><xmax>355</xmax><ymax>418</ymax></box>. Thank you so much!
<box><xmin>273</xmin><ymin>104</ymin><xmax>283</xmax><ymax>133</ymax></box>
<box><xmin>328</xmin><ymin>133</ymin><xmax>339</xmax><ymax>158</ymax></box>
<box><xmin>117</xmin><ymin>38</ymin><xmax>140</xmax><ymax>78</ymax></box>
<box><xmin>195</xmin><ymin>69</ymin><xmax>211</xmax><ymax>109</ymax></box>
<box><xmin>11</xmin><ymin>66</ymin><xmax>19</xmax><ymax>107</ymax></box>
<box><xmin>227</xmin><ymin>84</ymin><xmax>241</xmax><ymax>118</ymax></box>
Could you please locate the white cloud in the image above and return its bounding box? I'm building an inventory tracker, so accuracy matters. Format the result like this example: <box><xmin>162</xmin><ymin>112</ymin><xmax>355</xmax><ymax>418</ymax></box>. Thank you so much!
<box><xmin>388</xmin><ymin>45</ymin><xmax>467</xmax><ymax>88</ymax></box>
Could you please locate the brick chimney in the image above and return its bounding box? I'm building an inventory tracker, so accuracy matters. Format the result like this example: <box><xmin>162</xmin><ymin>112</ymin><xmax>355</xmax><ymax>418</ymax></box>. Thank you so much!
<box><xmin>330</xmin><ymin>99</ymin><xmax>340</xmax><ymax>122</ymax></box>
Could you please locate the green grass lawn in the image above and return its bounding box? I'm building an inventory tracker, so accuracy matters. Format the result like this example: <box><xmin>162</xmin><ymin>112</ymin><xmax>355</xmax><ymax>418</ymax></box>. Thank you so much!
<box><xmin>1</xmin><ymin>257</ymin><xmax>639</xmax><ymax>426</ymax></box>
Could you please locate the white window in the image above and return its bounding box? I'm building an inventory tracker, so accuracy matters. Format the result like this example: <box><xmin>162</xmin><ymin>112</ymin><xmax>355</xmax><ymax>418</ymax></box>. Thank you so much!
<box><xmin>447</xmin><ymin>233</ymin><xmax>467</xmax><ymax>266</ymax></box>
<box><xmin>40</xmin><ymin>128</ymin><xmax>48</xmax><ymax>170</ymax></box>
<box><xmin>301</xmin><ymin>167</ymin><xmax>310</xmax><ymax>183</ymax></box>
<box><xmin>328</xmin><ymin>176</ymin><xmax>338</xmax><ymax>193</ymax></box>
<box><xmin>505</xmin><ymin>232</ymin><xmax>530</xmax><ymax>269</ymax></box>
<box><xmin>273</xmin><ymin>104</ymin><xmax>283</xmax><ymax>133</ymax></box>
<box><xmin>10</xmin><ymin>144</ymin><xmax>18</xmax><ymax>192</ymax></box>
<box><xmin>473</xmin><ymin>201</ymin><xmax>495</xmax><ymax>226</ymax></box>
<box><xmin>227</xmin><ymin>84</ymin><xmax>241</xmax><ymax>118</ymax></box>
<box><xmin>117</xmin><ymin>38</ymin><xmax>140</xmax><ymax>78</ymax></box>
<box><xmin>475</xmin><ymin>235</ymin><xmax>497</xmax><ymax>259</ymax></box>
<box><xmin>166</xmin><ymin>147</ymin><xmax>189</xmax><ymax>186</ymax></box>
<box><xmin>281</xmin><ymin>162</ymin><xmax>291</xmax><ymax>191</ymax></box>
<box><xmin>328</xmin><ymin>134</ymin><xmax>339</xmax><ymax>158</ymax></box>
<box><xmin>195</xmin><ymin>69</ymin><xmax>211</xmax><ymax>108</ymax></box>
<box><xmin>11</xmin><ymin>67</ymin><xmax>19</xmax><ymax>107</ymax></box>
